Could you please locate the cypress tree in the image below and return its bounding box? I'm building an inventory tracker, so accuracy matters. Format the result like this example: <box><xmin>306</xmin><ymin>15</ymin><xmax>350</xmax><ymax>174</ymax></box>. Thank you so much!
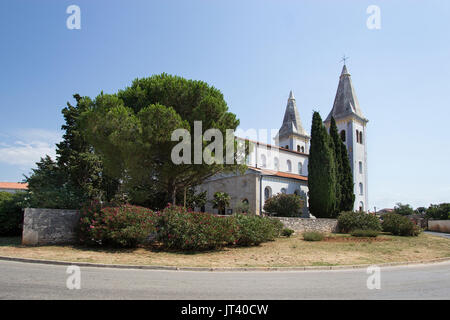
<box><xmin>329</xmin><ymin>117</ymin><xmax>342</xmax><ymax>216</ymax></box>
<box><xmin>340</xmin><ymin>138</ymin><xmax>355</xmax><ymax>211</ymax></box>
<box><xmin>307</xmin><ymin>112</ymin><xmax>337</xmax><ymax>218</ymax></box>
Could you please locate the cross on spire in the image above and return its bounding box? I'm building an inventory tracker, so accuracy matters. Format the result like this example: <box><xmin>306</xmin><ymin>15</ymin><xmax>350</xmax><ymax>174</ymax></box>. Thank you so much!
<box><xmin>340</xmin><ymin>55</ymin><xmax>349</xmax><ymax>65</ymax></box>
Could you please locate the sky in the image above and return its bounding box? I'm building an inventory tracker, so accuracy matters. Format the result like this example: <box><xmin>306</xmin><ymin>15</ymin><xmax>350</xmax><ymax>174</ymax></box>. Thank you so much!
<box><xmin>0</xmin><ymin>0</ymin><xmax>449</xmax><ymax>210</ymax></box>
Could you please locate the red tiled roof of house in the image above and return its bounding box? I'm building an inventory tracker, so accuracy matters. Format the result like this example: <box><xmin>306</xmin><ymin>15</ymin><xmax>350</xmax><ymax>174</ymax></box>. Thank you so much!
<box><xmin>0</xmin><ymin>182</ymin><xmax>28</xmax><ymax>190</ymax></box>
<box><xmin>248</xmin><ymin>166</ymin><xmax>308</xmax><ymax>181</ymax></box>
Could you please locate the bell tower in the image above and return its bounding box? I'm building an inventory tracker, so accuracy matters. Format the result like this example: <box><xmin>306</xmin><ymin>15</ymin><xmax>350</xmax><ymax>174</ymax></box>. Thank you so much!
<box><xmin>275</xmin><ymin>90</ymin><xmax>310</xmax><ymax>154</ymax></box>
<box><xmin>324</xmin><ymin>65</ymin><xmax>369</xmax><ymax>212</ymax></box>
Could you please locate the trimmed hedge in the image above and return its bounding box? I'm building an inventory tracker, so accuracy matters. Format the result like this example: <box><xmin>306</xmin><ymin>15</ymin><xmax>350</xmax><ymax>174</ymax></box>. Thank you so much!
<box><xmin>382</xmin><ymin>213</ymin><xmax>421</xmax><ymax>236</ymax></box>
<box><xmin>303</xmin><ymin>231</ymin><xmax>324</xmax><ymax>241</ymax></box>
<box><xmin>156</xmin><ymin>205</ymin><xmax>236</xmax><ymax>250</ymax></box>
<box><xmin>156</xmin><ymin>206</ymin><xmax>284</xmax><ymax>250</ymax></box>
<box><xmin>337</xmin><ymin>211</ymin><xmax>382</xmax><ymax>233</ymax></box>
<box><xmin>79</xmin><ymin>202</ymin><xmax>157</xmax><ymax>247</ymax></box>
<box><xmin>78</xmin><ymin>204</ymin><xmax>285</xmax><ymax>251</ymax></box>
<box><xmin>233</xmin><ymin>214</ymin><xmax>283</xmax><ymax>246</ymax></box>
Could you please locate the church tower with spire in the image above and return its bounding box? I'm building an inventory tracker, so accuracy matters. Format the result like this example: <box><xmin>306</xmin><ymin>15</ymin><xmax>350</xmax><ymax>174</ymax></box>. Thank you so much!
<box><xmin>324</xmin><ymin>65</ymin><xmax>369</xmax><ymax>212</ymax></box>
<box><xmin>275</xmin><ymin>90</ymin><xmax>310</xmax><ymax>153</ymax></box>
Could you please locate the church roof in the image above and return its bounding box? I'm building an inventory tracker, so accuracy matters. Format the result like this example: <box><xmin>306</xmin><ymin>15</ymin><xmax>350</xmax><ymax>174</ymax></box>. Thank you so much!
<box><xmin>248</xmin><ymin>166</ymin><xmax>308</xmax><ymax>181</ymax></box>
<box><xmin>325</xmin><ymin>65</ymin><xmax>367</xmax><ymax>123</ymax></box>
<box><xmin>277</xmin><ymin>91</ymin><xmax>308</xmax><ymax>139</ymax></box>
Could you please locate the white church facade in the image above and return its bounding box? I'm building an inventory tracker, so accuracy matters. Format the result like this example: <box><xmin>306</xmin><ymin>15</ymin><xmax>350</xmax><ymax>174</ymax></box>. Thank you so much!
<box><xmin>198</xmin><ymin>65</ymin><xmax>368</xmax><ymax>215</ymax></box>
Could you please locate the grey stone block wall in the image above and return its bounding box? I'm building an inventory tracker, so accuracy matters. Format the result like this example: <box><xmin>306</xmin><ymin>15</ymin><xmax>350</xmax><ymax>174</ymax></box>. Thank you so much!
<box><xmin>22</xmin><ymin>208</ymin><xmax>80</xmax><ymax>245</ymax></box>
<box><xmin>273</xmin><ymin>217</ymin><xmax>338</xmax><ymax>233</ymax></box>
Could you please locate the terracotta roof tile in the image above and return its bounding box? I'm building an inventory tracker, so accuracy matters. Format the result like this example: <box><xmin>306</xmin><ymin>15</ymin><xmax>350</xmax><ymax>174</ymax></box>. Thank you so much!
<box><xmin>0</xmin><ymin>182</ymin><xmax>28</xmax><ymax>190</ymax></box>
<box><xmin>248</xmin><ymin>167</ymin><xmax>308</xmax><ymax>181</ymax></box>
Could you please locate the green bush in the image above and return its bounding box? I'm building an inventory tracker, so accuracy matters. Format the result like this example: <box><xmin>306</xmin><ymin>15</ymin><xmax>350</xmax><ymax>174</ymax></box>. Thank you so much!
<box><xmin>233</xmin><ymin>214</ymin><xmax>283</xmax><ymax>246</ymax></box>
<box><xmin>156</xmin><ymin>205</ymin><xmax>236</xmax><ymax>250</ymax></box>
<box><xmin>0</xmin><ymin>191</ymin><xmax>26</xmax><ymax>236</ymax></box>
<box><xmin>382</xmin><ymin>213</ymin><xmax>421</xmax><ymax>236</ymax></box>
<box><xmin>282</xmin><ymin>228</ymin><xmax>295</xmax><ymax>237</ymax></box>
<box><xmin>79</xmin><ymin>202</ymin><xmax>157</xmax><ymax>247</ymax></box>
<box><xmin>350</xmin><ymin>229</ymin><xmax>379</xmax><ymax>237</ymax></box>
<box><xmin>426</xmin><ymin>203</ymin><xmax>450</xmax><ymax>220</ymax></box>
<box><xmin>337</xmin><ymin>211</ymin><xmax>382</xmax><ymax>233</ymax></box>
<box><xmin>263</xmin><ymin>193</ymin><xmax>304</xmax><ymax>217</ymax></box>
<box><xmin>302</xmin><ymin>231</ymin><xmax>324</xmax><ymax>241</ymax></box>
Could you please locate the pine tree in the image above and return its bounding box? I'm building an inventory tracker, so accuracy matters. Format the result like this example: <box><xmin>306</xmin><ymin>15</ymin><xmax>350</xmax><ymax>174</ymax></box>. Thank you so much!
<box><xmin>307</xmin><ymin>112</ymin><xmax>337</xmax><ymax>218</ymax></box>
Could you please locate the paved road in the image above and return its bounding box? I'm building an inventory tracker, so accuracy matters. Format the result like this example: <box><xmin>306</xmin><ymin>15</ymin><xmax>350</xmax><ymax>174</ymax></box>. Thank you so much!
<box><xmin>424</xmin><ymin>231</ymin><xmax>450</xmax><ymax>239</ymax></box>
<box><xmin>1</xmin><ymin>260</ymin><xmax>449</xmax><ymax>299</ymax></box>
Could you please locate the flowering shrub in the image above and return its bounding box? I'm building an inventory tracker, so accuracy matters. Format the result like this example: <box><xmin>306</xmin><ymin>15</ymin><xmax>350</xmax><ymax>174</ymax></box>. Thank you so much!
<box><xmin>78</xmin><ymin>202</ymin><xmax>156</xmax><ymax>247</ymax></box>
<box><xmin>156</xmin><ymin>206</ymin><xmax>284</xmax><ymax>250</ymax></box>
<box><xmin>233</xmin><ymin>214</ymin><xmax>284</xmax><ymax>246</ymax></box>
<box><xmin>337</xmin><ymin>211</ymin><xmax>382</xmax><ymax>233</ymax></box>
<box><xmin>382</xmin><ymin>213</ymin><xmax>421</xmax><ymax>236</ymax></box>
<box><xmin>156</xmin><ymin>205</ymin><xmax>237</xmax><ymax>250</ymax></box>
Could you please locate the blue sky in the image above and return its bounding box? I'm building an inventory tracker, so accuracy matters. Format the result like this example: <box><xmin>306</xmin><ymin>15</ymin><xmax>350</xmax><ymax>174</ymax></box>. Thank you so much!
<box><xmin>1</xmin><ymin>0</ymin><xmax>449</xmax><ymax>210</ymax></box>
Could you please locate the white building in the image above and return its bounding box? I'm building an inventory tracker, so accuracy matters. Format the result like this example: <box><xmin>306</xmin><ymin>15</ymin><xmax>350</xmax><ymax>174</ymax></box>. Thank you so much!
<box><xmin>199</xmin><ymin>65</ymin><xmax>368</xmax><ymax>214</ymax></box>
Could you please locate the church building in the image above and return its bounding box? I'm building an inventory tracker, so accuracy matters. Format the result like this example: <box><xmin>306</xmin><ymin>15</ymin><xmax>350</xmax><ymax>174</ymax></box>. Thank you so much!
<box><xmin>198</xmin><ymin>65</ymin><xmax>368</xmax><ymax>215</ymax></box>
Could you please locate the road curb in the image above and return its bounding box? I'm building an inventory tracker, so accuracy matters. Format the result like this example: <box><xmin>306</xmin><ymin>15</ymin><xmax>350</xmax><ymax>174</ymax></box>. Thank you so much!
<box><xmin>0</xmin><ymin>255</ymin><xmax>449</xmax><ymax>272</ymax></box>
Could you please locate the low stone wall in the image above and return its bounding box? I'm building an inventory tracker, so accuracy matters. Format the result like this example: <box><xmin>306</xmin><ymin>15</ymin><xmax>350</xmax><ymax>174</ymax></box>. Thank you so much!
<box><xmin>428</xmin><ymin>220</ymin><xmax>450</xmax><ymax>233</ymax></box>
<box><xmin>22</xmin><ymin>208</ymin><xmax>80</xmax><ymax>245</ymax></box>
<box><xmin>274</xmin><ymin>217</ymin><xmax>338</xmax><ymax>233</ymax></box>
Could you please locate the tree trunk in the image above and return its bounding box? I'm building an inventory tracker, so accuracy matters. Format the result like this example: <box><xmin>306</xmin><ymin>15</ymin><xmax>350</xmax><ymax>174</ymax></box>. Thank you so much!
<box><xmin>183</xmin><ymin>187</ymin><xmax>187</xmax><ymax>208</ymax></box>
<box><xmin>172</xmin><ymin>186</ymin><xmax>177</xmax><ymax>206</ymax></box>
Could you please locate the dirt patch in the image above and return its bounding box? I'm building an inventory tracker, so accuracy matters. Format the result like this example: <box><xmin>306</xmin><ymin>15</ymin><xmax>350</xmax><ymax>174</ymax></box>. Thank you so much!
<box><xmin>0</xmin><ymin>233</ymin><xmax>448</xmax><ymax>268</ymax></box>
<box><xmin>323</xmin><ymin>236</ymin><xmax>391</xmax><ymax>243</ymax></box>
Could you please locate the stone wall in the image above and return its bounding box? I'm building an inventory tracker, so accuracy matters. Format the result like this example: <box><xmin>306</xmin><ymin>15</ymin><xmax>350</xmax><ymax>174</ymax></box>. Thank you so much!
<box><xmin>273</xmin><ymin>217</ymin><xmax>338</xmax><ymax>233</ymax></box>
<box><xmin>428</xmin><ymin>220</ymin><xmax>450</xmax><ymax>233</ymax></box>
<box><xmin>22</xmin><ymin>208</ymin><xmax>80</xmax><ymax>245</ymax></box>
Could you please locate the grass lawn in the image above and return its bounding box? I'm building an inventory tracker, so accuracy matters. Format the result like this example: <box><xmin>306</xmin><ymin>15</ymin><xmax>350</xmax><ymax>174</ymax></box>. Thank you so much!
<box><xmin>0</xmin><ymin>233</ymin><xmax>449</xmax><ymax>268</ymax></box>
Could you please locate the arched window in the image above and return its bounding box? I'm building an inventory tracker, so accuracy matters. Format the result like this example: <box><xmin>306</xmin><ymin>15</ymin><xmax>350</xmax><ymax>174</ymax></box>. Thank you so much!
<box><xmin>301</xmin><ymin>146</ymin><xmax>304</xmax><ymax>153</ymax></box>
<box><xmin>298</xmin><ymin>162</ymin><xmax>303</xmax><ymax>174</ymax></box>
<box><xmin>260</xmin><ymin>154</ymin><xmax>266</xmax><ymax>168</ymax></box>
<box><xmin>297</xmin><ymin>145</ymin><xmax>300</xmax><ymax>152</ymax></box>
<box><xmin>359</xmin><ymin>161</ymin><xmax>363</xmax><ymax>174</ymax></box>
<box><xmin>340</xmin><ymin>130</ymin><xmax>346</xmax><ymax>142</ymax></box>
<box><xmin>280</xmin><ymin>188</ymin><xmax>287</xmax><ymax>194</ymax></box>
<box><xmin>264</xmin><ymin>187</ymin><xmax>272</xmax><ymax>201</ymax></box>
<box><xmin>294</xmin><ymin>189</ymin><xmax>300</xmax><ymax>196</ymax></box>
<box><xmin>242</xmin><ymin>198</ymin><xmax>249</xmax><ymax>205</ymax></box>
<box><xmin>274</xmin><ymin>157</ymin><xmax>279</xmax><ymax>171</ymax></box>
<box><xmin>287</xmin><ymin>160</ymin><xmax>292</xmax><ymax>172</ymax></box>
<box><xmin>359</xmin><ymin>131</ymin><xmax>363</xmax><ymax>144</ymax></box>
<box><xmin>285</xmin><ymin>145</ymin><xmax>289</xmax><ymax>149</ymax></box>
<box><xmin>359</xmin><ymin>201</ymin><xmax>364</xmax><ymax>212</ymax></box>
<box><xmin>356</xmin><ymin>130</ymin><xmax>360</xmax><ymax>143</ymax></box>
<box><xmin>359</xmin><ymin>183</ymin><xmax>363</xmax><ymax>195</ymax></box>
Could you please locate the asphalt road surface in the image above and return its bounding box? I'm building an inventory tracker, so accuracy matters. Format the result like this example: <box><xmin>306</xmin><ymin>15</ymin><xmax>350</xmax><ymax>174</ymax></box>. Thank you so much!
<box><xmin>0</xmin><ymin>260</ymin><xmax>449</xmax><ymax>299</ymax></box>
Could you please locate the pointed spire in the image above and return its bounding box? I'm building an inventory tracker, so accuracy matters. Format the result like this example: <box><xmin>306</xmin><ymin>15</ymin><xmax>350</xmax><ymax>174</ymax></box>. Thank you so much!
<box><xmin>288</xmin><ymin>90</ymin><xmax>295</xmax><ymax>100</ymax></box>
<box><xmin>277</xmin><ymin>90</ymin><xmax>308</xmax><ymax>139</ymax></box>
<box><xmin>325</xmin><ymin>64</ymin><xmax>366</xmax><ymax>122</ymax></box>
<box><xmin>341</xmin><ymin>64</ymin><xmax>349</xmax><ymax>76</ymax></box>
